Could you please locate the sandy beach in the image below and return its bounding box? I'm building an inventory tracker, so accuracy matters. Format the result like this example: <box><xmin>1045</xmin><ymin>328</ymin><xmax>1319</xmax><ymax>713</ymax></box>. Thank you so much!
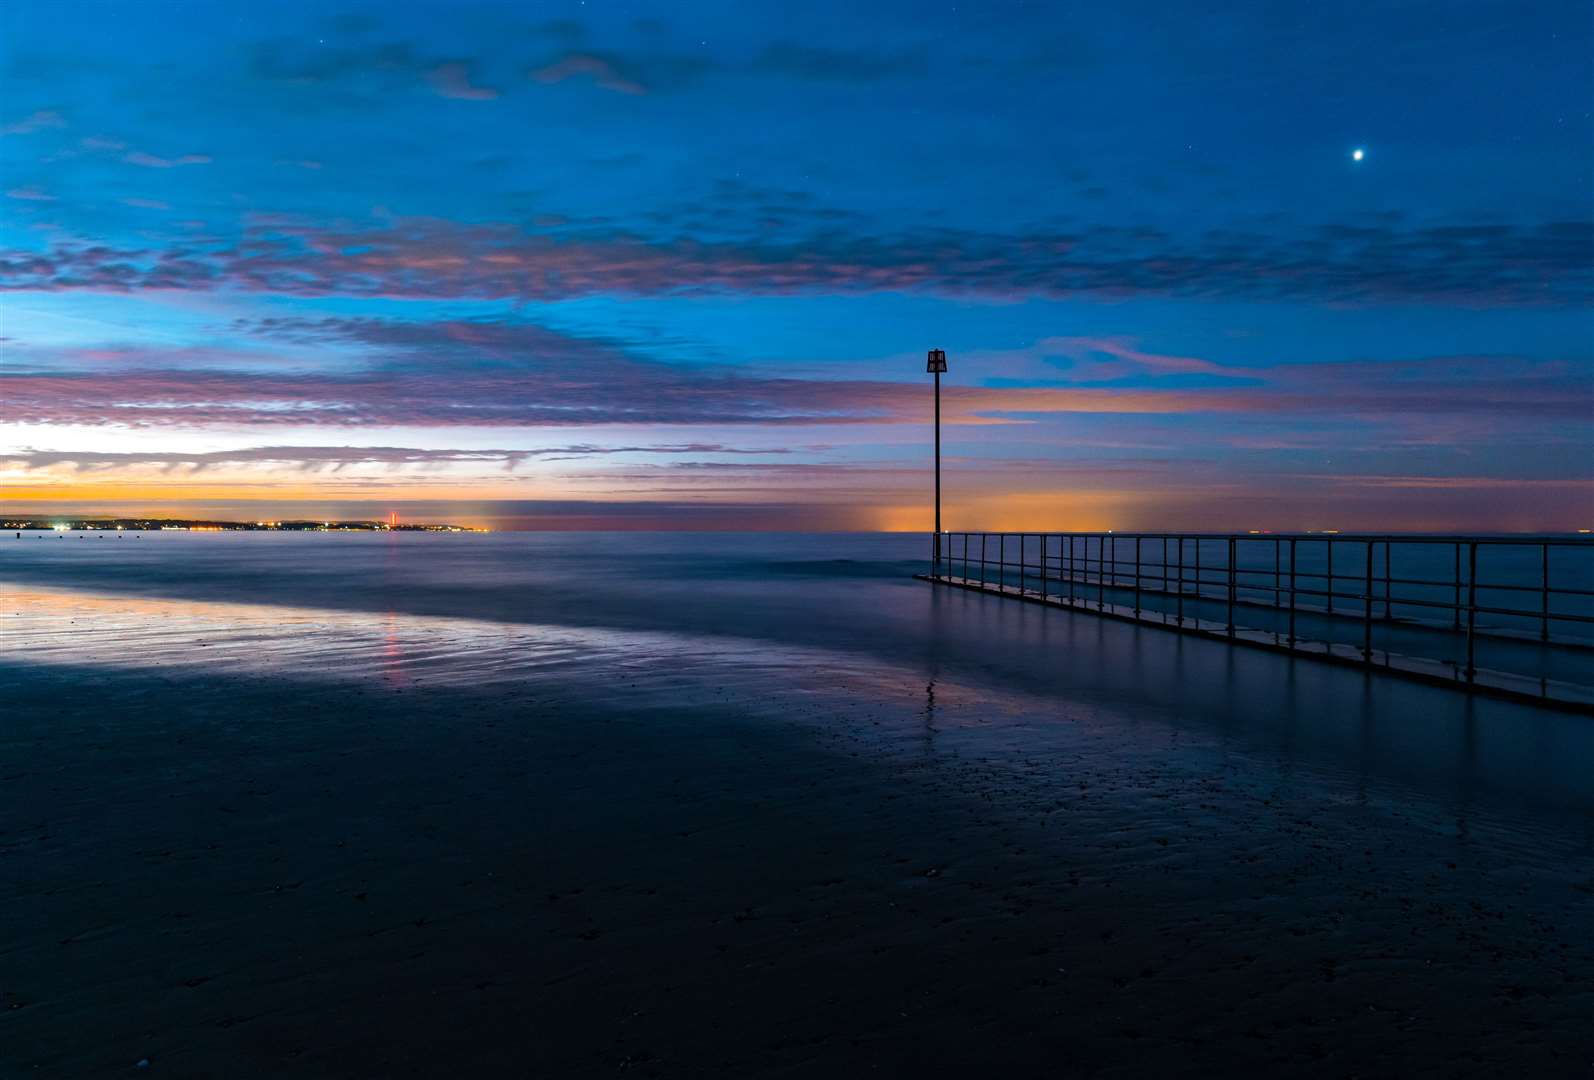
<box><xmin>4</xmin><ymin>535</ymin><xmax>1593</xmax><ymax>1076</ymax></box>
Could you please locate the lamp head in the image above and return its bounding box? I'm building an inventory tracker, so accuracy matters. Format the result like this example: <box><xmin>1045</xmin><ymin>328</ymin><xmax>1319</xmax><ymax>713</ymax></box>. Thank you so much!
<box><xmin>926</xmin><ymin>348</ymin><xmax>948</xmax><ymax>373</ymax></box>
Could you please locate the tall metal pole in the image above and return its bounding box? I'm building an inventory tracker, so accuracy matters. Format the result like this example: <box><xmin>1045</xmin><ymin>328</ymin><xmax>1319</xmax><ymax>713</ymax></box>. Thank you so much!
<box><xmin>926</xmin><ymin>349</ymin><xmax>948</xmax><ymax>574</ymax></box>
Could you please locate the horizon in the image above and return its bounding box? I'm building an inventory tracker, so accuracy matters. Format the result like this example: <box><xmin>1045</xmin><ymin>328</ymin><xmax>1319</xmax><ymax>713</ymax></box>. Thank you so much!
<box><xmin>3</xmin><ymin>1</ymin><xmax>1592</xmax><ymax>531</ymax></box>
<box><xmin>10</xmin><ymin>511</ymin><xmax>1594</xmax><ymax>538</ymax></box>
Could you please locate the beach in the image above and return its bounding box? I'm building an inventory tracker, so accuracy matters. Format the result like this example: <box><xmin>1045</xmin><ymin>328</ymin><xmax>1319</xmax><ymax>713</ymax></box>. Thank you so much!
<box><xmin>4</xmin><ymin>532</ymin><xmax>1593</xmax><ymax>1075</ymax></box>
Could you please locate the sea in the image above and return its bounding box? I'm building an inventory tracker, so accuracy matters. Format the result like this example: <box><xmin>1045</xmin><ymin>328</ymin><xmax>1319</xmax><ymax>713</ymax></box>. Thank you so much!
<box><xmin>3</xmin><ymin>529</ymin><xmax>1591</xmax><ymax>842</ymax></box>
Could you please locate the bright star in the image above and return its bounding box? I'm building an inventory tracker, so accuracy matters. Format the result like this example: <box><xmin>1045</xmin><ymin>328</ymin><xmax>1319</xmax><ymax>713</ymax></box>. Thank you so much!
<box><xmin>1352</xmin><ymin>148</ymin><xmax>1365</xmax><ymax>161</ymax></box>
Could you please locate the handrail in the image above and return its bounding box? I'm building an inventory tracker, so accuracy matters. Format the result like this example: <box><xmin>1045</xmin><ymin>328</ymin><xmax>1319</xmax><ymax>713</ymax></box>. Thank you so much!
<box><xmin>926</xmin><ymin>531</ymin><xmax>1594</xmax><ymax>704</ymax></box>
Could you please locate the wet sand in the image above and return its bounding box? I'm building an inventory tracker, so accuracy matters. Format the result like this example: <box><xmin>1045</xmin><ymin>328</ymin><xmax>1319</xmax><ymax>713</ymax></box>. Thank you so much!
<box><xmin>4</xmin><ymin>556</ymin><xmax>1594</xmax><ymax>1076</ymax></box>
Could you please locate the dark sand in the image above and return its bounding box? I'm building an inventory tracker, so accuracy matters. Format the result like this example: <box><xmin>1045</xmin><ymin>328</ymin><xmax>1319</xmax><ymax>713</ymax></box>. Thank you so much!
<box><xmin>4</xmin><ymin>580</ymin><xmax>1594</xmax><ymax>1076</ymax></box>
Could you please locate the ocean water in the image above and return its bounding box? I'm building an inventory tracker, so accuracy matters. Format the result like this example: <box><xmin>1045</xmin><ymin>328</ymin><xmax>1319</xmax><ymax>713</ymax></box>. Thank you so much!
<box><xmin>3</xmin><ymin>530</ymin><xmax>1592</xmax><ymax>843</ymax></box>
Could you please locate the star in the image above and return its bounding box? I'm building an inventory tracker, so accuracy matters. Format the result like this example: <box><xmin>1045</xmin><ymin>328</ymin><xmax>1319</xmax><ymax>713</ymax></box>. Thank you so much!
<box><xmin>1351</xmin><ymin>148</ymin><xmax>1365</xmax><ymax>161</ymax></box>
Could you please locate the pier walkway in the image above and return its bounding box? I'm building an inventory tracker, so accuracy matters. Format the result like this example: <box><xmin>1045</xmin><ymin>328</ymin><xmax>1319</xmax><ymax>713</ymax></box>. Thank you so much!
<box><xmin>918</xmin><ymin>532</ymin><xmax>1594</xmax><ymax>712</ymax></box>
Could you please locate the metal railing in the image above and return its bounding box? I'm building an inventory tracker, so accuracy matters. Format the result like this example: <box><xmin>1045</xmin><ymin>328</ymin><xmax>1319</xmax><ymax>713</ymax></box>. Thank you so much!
<box><xmin>923</xmin><ymin>532</ymin><xmax>1594</xmax><ymax>708</ymax></box>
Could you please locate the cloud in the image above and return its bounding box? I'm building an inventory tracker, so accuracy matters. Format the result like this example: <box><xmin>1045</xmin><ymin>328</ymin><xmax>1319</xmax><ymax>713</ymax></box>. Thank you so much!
<box><xmin>2</xmin><ymin>109</ymin><xmax>66</xmax><ymax>135</ymax></box>
<box><xmin>1030</xmin><ymin>336</ymin><xmax>1235</xmax><ymax>380</ymax></box>
<box><xmin>3</xmin><ymin>216</ymin><xmax>1586</xmax><ymax>306</ymax></box>
<box><xmin>426</xmin><ymin>62</ymin><xmax>500</xmax><ymax>100</ymax></box>
<box><xmin>1</xmin><ymin>317</ymin><xmax>1222</xmax><ymax>429</ymax></box>
<box><xmin>123</xmin><ymin>151</ymin><xmax>212</xmax><ymax>168</ymax></box>
<box><xmin>2</xmin><ymin>443</ymin><xmax>794</xmax><ymax>473</ymax></box>
<box><xmin>529</xmin><ymin>54</ymin><xmax>648</xmax><ymax>95</ymax></box>
<box><xmin>250</xmin><ymin>39</ymin><xmax>509</xmax><ymax>104</ymax></box>
<box><xmin>6</xmin><ymin>186</ymin><xmax>55</xmax><ymax>201</ymax></box>
<box><xmin>6</xmin><ymin>310</ymin><xmax>1587</xmax><ymax>434</ymax></box>
<box><xmin>121</xmin><ymin>197</ymin><xmax>172</xmax><ymax>210</ymax></box>
<box><xmin>0</xmin><ymin>369</ymin><xmax>1225</xmax><ymax>428</ymax></box>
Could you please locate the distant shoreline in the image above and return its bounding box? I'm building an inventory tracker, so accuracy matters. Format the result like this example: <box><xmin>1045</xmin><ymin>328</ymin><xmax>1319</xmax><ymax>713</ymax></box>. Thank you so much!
<box><xmin>3</xmin><ymin>517</ymin><xmax>485</xmax><ymax>533</ymax></box>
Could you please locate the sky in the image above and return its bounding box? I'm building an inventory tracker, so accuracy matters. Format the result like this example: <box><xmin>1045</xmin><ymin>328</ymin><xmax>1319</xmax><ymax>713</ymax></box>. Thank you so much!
<box><xmin>1</xmin><ymin>0</ymin><xmax>1591</xmax><ymax>531</ymax></box>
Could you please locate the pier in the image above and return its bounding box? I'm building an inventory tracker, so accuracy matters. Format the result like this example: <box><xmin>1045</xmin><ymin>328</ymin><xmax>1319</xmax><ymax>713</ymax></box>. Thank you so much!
<box><xmin>918</xmin><ymin>532</ymin><xmax>1594</xmax><ymax>712</ymax></box>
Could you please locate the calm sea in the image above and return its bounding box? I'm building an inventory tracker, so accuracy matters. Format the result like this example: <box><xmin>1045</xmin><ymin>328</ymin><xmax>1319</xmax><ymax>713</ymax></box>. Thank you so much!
<box><xmin>3</xmin><ymin>529</ymin><xmax>1592</xmax><ymax>849</ymax></box>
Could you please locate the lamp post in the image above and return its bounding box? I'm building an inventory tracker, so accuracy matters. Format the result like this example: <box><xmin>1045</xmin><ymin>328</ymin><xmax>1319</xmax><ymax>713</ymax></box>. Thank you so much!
<box><xmin>927</xmin><ymin>348</ymin><xmax>947</xmax><ymax>574</ymax></box>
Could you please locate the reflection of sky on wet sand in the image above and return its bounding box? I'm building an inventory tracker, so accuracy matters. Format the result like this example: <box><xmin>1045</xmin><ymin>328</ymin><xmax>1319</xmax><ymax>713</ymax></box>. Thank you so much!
<box><xmin>6</xmin><ymin>580</ymin><xmax>1592</xmax><ymax>865</ymax></box>
<box><xmin>3</xmin><ymin>584</ymin><xmax>985</xmax><ymax>714</ymax></box>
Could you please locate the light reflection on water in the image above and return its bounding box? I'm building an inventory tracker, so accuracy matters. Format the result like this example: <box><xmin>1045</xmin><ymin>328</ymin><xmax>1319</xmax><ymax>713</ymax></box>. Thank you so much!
<box><xmin>3</xmin><ymin>532</ymin><xmax>1593</xmax><ymax>860</ymax></box>
<box><xmin>3</xmin><ymin>584</ymin><xmax>957</xmax><ymax>713</ymax></box>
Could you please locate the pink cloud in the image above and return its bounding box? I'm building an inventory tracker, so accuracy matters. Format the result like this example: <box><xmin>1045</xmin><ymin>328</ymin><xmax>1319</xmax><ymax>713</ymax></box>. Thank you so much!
<box><xmin>2</xmin><ymin>217</ymin><xmax>1588</xmax><ymax>307</ymax></box>
<box><xmin>124</xmin><ymin>151</ymin><xmax>212</xmax><ymax>168</ymax></box>
<box><xmin>122</xmin><ymin>197</ymin><xmax>172</xmax><ymax>210</ymax></box>
<box><xmin>10</xmin><ymin>346</ymin><xmax>1583</xmax><ymax>434</ymax></box>
<box><xmin>1040</xmin><ymin>336</ymin><xmax>1234</xmax><ymax>378</ymax></box>
<box><xmin>427</xmin><ymin>62</ymin><xmax>500</xmax><ymax>100</ymax></box>
<box><xmin>6</xmin><ymin>186</ymin><xmax>56</xmax><ymax>201</ymax></box>
<box><xmin>530</xmin><ymin>55</ymin><xmax>647</xmax><ymax>95</ymax></box>
<box><xmin>1</xmin><ymin>109</ymin><xmax>66</xmax><ymax>135</ymax></box>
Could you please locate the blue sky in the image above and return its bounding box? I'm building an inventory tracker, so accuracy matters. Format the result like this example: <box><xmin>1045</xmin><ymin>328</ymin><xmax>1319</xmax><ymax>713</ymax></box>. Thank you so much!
<box><xmin>2</xmin><ymin>0</ymin><xmax>1590</xmax><ymax>529</ymax></box>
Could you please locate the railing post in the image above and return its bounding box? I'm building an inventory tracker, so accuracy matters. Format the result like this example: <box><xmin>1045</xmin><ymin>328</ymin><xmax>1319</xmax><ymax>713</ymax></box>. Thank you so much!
<box><xmin>1273</xmin><ymin>537</ymin><xmax>1281</xmax><ymax>607</ymax></box>
<box><xmin>1040</xmin><ymin>535</ymin><xmax>1048</xmax><ymax>602</ymax></box>
<box><xmin>1453</xmin><ymin>541</ymin><xmax>1461</xmax><ymax>630</ymax></box>
<box><xmin>1162</xmin><ymin>536</ymin><xmax>1169</xmax><ymax>595</ymax></box>
<box><xmin>999</xmin><ymin>533</ymin><xmax>1006</xmax><ymax>592</ymax></box>
<box><xmin>1383</xmin><ymin>539</ymin><xmax>1393</xmax><ymax>620</ymax></box>
<box><xmin>1097</xmin><ymin>536</ymin><xmax>1105</xmax><ymax>609</ymax></box>
<box><xmin>1194</xmin><ymin>537</ymin><xmax>1202</xmax><ymax>609</ymax></box>
<box><xmin>1288</xmin><ymin>537</ymin><xmax>1297</xmax><ymax>645</ymax></box>
<box><xmin>1326</xmin><ymin>538</ymin><xmax>1334</xmax><ymax>616</ymax></box>
<box><xmin>1465</xmin><ymin>541</ymin><xmax>1478</xmax><ymax>681</ymax></box>
<box><xmin>1068</xmin><ymin>537</ymin><xmax>1076</xmax><ymax>604</ymax></box>
<box><xmin>963</xmin><ymin>532</ymin><xmax>969</xmax><ymax>583</ymax></box>
<box><xmin>1176</xmin><ymin>537</ymin><xmax>1184</xmax><ymax>624</ymax></box>
<box><xmin>1134</xmin><ymin>536</ymin><xmax>1142</xmax><ymax>616</ymax></box>
<box><xmin>1226</xmin><ymin>536</ymin><xmax>1235</xmax><ymax>635</ymax></box>
<box><xmin>980</xmin><ymin>533</ymin><xmax>987</xmax><ymax>586</ymax></box>
<box><xmin>1363</xmin><ymin>539</ymin><xmax>1374</xmax><ymax>661</ymax></box>
<box><xmin>1541</xmin><ymin>541</ymin><xmax>1550</xmax><ymax>642</ymax></box>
